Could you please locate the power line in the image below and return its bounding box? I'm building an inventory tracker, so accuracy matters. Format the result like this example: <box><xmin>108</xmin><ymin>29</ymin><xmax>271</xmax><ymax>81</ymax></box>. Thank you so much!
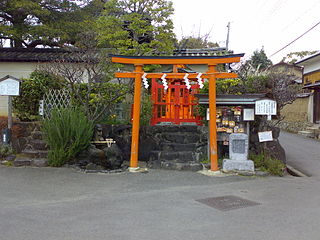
<box><xmin>269</xmin><ymin>20</ymin><xmax>320</xmax><ymax>57</ymax></box>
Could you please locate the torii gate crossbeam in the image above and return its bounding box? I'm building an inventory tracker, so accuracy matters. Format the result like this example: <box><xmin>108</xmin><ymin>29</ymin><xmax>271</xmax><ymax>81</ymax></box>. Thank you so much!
<box><xmin>111</xmin><ymin>54</ymin><xmax>244</xmax><ymax>172</ymax></box>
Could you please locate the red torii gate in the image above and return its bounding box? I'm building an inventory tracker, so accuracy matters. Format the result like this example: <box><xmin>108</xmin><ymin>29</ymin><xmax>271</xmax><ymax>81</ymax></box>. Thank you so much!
<box><xmin>111</xmin><ymin>54</ymin><xmax>244</xmax><ymax>172</ymax></box>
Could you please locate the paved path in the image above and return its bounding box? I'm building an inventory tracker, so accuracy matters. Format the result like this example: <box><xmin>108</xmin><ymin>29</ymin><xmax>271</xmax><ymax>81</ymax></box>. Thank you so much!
<box><xmin>279</xmin><ymin>131</ymin><xmax>320</xmax><ymax>177</ymax></box>
<box><xmin>1</xmin><ymin>167</ymin><xmax>320</xmax><ymax>240</ymax></box>
<box><xmin>1</xmin><ymin>131</ymin><xmax>320</xmax><ymax>240</ymax></box>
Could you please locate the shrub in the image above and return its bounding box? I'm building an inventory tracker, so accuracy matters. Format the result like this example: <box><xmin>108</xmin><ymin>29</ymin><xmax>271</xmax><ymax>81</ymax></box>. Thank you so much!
<box><xmin>42</xmin><ymin>107</ymin><xmax>94</xmax><ymax>167</ymax></box>
<box><xmin>13</xmin><ymin>71</ymin><xmax>64</xmax><ymax>121</ymax></box>
<box><xmin>0</xmin><ymin>144</ymin><xmax>14</xmax><ymax>159</ymax></box>
<box><xmin>250</xmin><ymin>152</ymin><xmax>285</xmax><ymax>176</ymax></box>
<box><xmin>140</xmin><ymin>93</ymin><xmax>153</xmax><ymax>126</ymax></box>
<box><xmin>70</xmin><ymin>82</ymin><xmax>129</xmax><ymax>123</ymax></box>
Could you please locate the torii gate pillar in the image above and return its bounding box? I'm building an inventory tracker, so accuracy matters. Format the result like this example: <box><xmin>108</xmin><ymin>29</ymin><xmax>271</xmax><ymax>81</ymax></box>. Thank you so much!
<box><xmin>130</xmin><ymin>64</ymin><xmax>143</xmax><ymax>169</ymax></box>
<box><xmin>208</xmin><ymin>65</ymin><xmax>219</xmax><ymax>170</ymax></box>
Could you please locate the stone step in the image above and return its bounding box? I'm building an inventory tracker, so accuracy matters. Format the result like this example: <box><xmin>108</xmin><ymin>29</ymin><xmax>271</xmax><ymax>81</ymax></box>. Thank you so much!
<box><xmin>31</xmin><ymin>130</ymin><xmax>45</xmax><ymax>140</ymax></box>
<box><xmin>149</xmin><ymin>150</ymin><xmax>198</xmax><ymax>162</ymax></box>
<box><xmin>14</xmin><ymin>157</ymin><xmax>48</xmax><ymax>167</ymax></box>
<box><xmin>21</xmin><ymin>149</ymin><xmax>48</xmax><ymax>158</ymax></box>
<box><xmin>162</xmin><ymin>133</ymin><xmax>201</xmax><ymax>144</ymax></box>
<box><xmin>298</xmin><ymin>130</ymin><xmax>314</xmax><ymax>138</ymax></box>
<box><xmin>148</xmin><ymin>160</ymin><xmax>202</xmax><ymax>171</ymax></box>
<box><xmin>151</xmin><ymin>125</ymin><xmax>201</xmax><ymax>134</ymax></box>
<box><xmin>160</xmin><ymin>142</ymin><xmax>198</xmax><ymax>151</ymax></box>
<box><xmin>29</xmin><ymin>139</ymin><xmax>48</xmax><ymax>151</ymax></box>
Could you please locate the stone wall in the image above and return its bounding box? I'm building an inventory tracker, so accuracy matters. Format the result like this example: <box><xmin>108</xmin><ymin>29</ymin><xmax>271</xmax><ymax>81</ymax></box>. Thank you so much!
<box><xmin>280</xmin><ymin>97</ymin><xmax>309</xmax><ymax>122</ymax></box>
<box><xmin>278</xmin><ymin>96</ymin><xmax>314</xmax><ymax>133</ymax></box>
<box><xmin>5</xmin><ymin>122</ymin><xmax>287</xmax><ymax>170</ymax></box>
<box><xmin>100</xmin><ymin>125</ymin><xmax>208</xmax><ymax>170</ymax></box>
<box><xmin>0</xmin><ymin>121</ymin><xmax>39</xmax><ymax>153</ymax></box>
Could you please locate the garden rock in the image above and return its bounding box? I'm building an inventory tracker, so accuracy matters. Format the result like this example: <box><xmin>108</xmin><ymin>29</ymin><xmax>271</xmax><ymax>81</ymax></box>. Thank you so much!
<box><xmin>103</xmin><ymin>144</ymin><xmax>123</xmax><ymax>169</ymax></box>
<box><xmin>77</xmin><ymin>145</ymin><xmax>105</xmax><ymax>167</ymax></box>
<box><xmin>85</xmin><ymin>163</ymin><xmax>103</xmax><ymax>171</ymax></box>
<box><xmin>264</xmin><ymin>139</ymin><xmax>286</xmax><ymax>164</ymax></box>
<box><xmin>31</xmin><ymin>158</ymin><xmax>48</xmax><ymax>167</ymax></box>
<box><xmin>13</xmin><ymin>157</ymin><xmax>32</xmax><ymax>167</ymax></box>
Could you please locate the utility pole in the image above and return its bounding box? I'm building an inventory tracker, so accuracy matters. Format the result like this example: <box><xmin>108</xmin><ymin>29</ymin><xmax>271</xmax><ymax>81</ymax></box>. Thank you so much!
<box><xmin>226</xmin><ymin>22</ymin><xmax>230</xmax><ymax>50</ymax></box>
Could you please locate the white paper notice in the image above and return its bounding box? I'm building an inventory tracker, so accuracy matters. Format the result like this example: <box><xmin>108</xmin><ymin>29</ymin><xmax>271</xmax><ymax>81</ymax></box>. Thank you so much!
<box><xmin>258</xmin><ymin>131</ymin><xmax>273</xmax><ymax>142</ymax></box>
<box><xmin>243</xmin><ymin>108</ymin><xmax>255</xmax><ymax>121</ymax></box>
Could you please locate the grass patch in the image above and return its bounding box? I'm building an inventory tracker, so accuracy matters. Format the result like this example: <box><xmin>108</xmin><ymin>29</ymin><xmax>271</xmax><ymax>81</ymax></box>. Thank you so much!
<box><xmin>250</xmin><ymin>152</ymin><xmax>285</xmax><ymax>176</ymax></box>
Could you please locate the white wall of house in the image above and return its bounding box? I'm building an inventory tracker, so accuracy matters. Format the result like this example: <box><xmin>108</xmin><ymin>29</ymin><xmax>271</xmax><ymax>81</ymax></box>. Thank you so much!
<box><xmin>302</xmin><ymin>58</ymin><xmax>320</xmax><ymax>74</ymax></box>
<box><xmin>308</xmin><ymin>94</ymin><xmax>314</xmax><ymax>122</ymax></box>
<box><xmin>0</xmin><ymin>62</ymin><xmax>38</xmax><ymax>78</ymax></box>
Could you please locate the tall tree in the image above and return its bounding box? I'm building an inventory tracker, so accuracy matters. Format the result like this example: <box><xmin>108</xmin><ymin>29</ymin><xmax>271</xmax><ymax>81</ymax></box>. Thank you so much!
<box><xmin>282</xmin><ymin>51</ymin><xmax>318</xmax><ymax>64</ymax></box>
<box><xmin>96</xmin><ymin>0</ymin><xmax>176</xmax><ymax>55</ymax></box>
<box><xmin>177</xmin><ymin>35</ymin><xmax>219</xmax><ymax>49</ymax></box>
<box><xmin>248</xmin><ymin>48</ymin><xmax>273</xmax><ymax>71</ymax></box>
<box><xmin>0</xmin><ymin>0</ymin><xmax>103</xmax><ymax>48</ymax></box>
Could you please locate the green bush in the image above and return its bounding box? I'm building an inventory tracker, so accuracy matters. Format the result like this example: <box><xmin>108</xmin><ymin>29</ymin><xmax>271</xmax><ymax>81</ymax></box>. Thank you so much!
<box><xmin>13</xmin><ymin>71</ymin><xmax>64</xmax><ymax>121</ymax></box>
<box><xmin>140</xmin><ymin>93</ymin><xmax>153</xmax><ymax>126</ymax></box>
<box><xmin>71</xmin><ymin>82</ymin><xmax>129</xmax><ymax>122</ymax></box>
<box><xmin>42</xmin><ymin>107</ymin><xmax>94</xmax><ymax>167</ymax></box>
<box><xmin>250</xmin><ymin>152</ymin><xmax>285</xmax><ymax>176</ymax></box>
<box><xmin>0</xmin><ymin>144</ymin><xmax>14</xmax><ymax>159</ymax></box>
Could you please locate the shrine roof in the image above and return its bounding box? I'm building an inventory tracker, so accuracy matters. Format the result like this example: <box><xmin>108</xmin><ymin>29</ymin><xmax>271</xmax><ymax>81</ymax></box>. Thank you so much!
<box><xmin>111</xmin><ymin>53</ymin><xmax>244</xmax><ymax>59</ymax></box>
<box><xmin>111</xmin><ymin>54</ymin><xmax>244</xmax><ymax>65</ymax></box>
<box><xmin>196</xmin><ymin>93</ymin><xmax>267</xmax><ymax>105</ymax></box>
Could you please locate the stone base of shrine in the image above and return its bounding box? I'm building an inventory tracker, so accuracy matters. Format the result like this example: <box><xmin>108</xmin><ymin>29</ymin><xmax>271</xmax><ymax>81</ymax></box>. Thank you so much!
<box><xmin>148</xmin><ymin>160</ymin><xmax>203</xmax><ymax>172</ymax></box>
<box><xmin>222</xmin><ymin>159</ymin><xmax>255</xmax><ymax>172</ymax></box>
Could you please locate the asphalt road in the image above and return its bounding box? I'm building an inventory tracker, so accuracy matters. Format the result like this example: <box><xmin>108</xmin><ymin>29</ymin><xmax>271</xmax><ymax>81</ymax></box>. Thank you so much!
<box><xmin>1</xmin><ymin>166</ymin><xmax>320</xmax><ymax>240</ymax></box>
<box><xmin>279</xmin><ymin>131</ymin><xmax>320</xmax><ymax>177</ymax></box>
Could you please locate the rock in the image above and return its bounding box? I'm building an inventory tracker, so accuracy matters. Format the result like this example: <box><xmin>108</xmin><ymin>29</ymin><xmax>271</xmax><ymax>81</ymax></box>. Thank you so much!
<box><xmin>85</xmin><ymin>163</ymin><xmax>103</xmax><ymax>170</ymax></box>
<box><xmin>5</xmin><ymin>155</ymin><xmax>16</xmax><ymax>162</ymax></box>
<box><xmin>13</xmin><ymin>158</ymin><xmax>32</xmax><ymax>167</ymax></box>
<box><xmin>138</xmin><ymin>137</ymin><xmax>157</xmax><ymax>161</ymax></box>
<box><xmin>255</xmin><ymin>170</ymin><xmax>270</xmax><ymax>177</ymax></box>
<box><xmin>77</xmin><ymin>145</ymin><xmax>106</xmax><ymax>167</ymax></box>
<box><xmin>223</xmin><ymin>159</ymin><xmax>255</xmax><ymax>172</ymax></box>
<box><xmin>265</xmin><ymin>139</ymin><xmax>286</xmax><ymax>164</ymax></box>
<box><xmin>103</xmin><ymin>144</ymin><xmax>123</xmax><ymax>169</ymax></box>
<box><xmin>159</xmin><ymin>161</ymin><xmax>203</xmax><ymax>171</ymax></box>
<box><xmin>31</xmin><ymin>158</ymin><xmax>48</xmax><ymax>167</ymax></box>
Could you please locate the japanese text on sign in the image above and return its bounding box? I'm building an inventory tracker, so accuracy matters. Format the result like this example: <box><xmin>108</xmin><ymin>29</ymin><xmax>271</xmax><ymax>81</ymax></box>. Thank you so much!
<box><xmin>0</xmin><ymin>79</ymin><xmax>20</xmax><ymax>96</ymax></box>
<box><xmin>255</xmin><ymin>99</ymin><xmax>276</xmax><ymax>115</ymax></box>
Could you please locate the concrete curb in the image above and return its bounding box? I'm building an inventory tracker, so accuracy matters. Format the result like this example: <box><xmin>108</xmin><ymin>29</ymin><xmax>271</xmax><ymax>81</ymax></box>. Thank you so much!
<box><xmin>286</xmin><ymin>164</ymin><xmax>309</xmax><ymax>177</ymax></box>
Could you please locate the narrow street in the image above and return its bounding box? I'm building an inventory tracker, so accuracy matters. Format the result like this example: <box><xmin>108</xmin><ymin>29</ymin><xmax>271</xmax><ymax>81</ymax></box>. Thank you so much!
<box><xmin>279</xmin><ymin>131</ymin><xmax>320</xmax><ymax>177</ymax></box>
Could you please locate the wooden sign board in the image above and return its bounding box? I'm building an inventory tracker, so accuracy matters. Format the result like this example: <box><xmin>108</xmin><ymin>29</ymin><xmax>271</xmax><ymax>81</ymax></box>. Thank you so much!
<box><xmin>255</xmin><ymin>99</ymin><xmax>276</xmax><ymax>115</ymax></box>
<box><xmin>0</xmin><ymin>75</ymin><xmax>20</xmax><ymax>96</ymax></box>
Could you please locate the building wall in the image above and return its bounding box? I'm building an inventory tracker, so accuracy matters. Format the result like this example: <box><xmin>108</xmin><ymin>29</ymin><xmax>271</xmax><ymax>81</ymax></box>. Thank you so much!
<box><xmin>272</xmin><ymin>64</ymin><xmax>302</xmax><ymax>77</ymax></box>
<box><xmin>304</xmin><ymin>70</ymin><xmax>320</xmax><ymax>85</ymax></box>
<box><xmin>303</xmin><ymin>60</ymin><xmax>320</xmax><ymax>75</ymax></box>
<box><xmin>281</xmin><ymin>96</ymin><xmax>311</xmax><ymax>122</ymax></box>
<box><xmin>0</xmin><ymin>62</ymin><xmax>38</xmax><ymax>78</ymax></box>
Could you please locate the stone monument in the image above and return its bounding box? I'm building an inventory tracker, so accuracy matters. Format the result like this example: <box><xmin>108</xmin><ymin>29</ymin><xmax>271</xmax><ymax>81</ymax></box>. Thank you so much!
<box><xmin>222</xmin><ymin>133</ymin><xmax>254</xmax><ymax>172</ymax></box>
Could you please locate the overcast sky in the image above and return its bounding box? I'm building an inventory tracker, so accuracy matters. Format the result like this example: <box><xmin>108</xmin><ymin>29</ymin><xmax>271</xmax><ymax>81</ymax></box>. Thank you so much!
<box><xmin>171</xmin><ymin>0</ymin><xmax>320</xmax><ymax>63</ymax></box>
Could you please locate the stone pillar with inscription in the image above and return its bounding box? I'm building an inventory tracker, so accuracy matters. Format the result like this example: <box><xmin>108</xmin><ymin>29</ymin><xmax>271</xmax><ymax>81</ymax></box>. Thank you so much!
<box><xmin>222</xmin><ymin>133</ymin><xmax>254</xmax><ymax>172</ymax></box>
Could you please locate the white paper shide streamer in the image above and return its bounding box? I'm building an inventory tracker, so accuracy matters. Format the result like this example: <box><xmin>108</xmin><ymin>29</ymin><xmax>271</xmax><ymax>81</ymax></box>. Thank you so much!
<box><xmin>161</xmin><ymin>73</ymin><xmax>168</xmax><ymax>91</ymax></box>
<box><xmin>196</xmin><ymin>73</ymin><xmax>204</xmax><ymax>89</ymax></box>
<box><xmin>142</xmin><ymin>73</ymin><xmax>149</xmax><ymax>89</ymax></box>
<box><xmin>183</xmin><ymin>73</ymin><xmax>191</xmax><ymax>90</ymax></box>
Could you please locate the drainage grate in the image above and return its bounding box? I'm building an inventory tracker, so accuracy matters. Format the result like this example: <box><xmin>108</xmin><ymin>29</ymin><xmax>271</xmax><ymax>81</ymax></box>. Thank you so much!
<box><xmin>196</xmin><ymin>195</ymin><xmax>260</xmax><ymax>211</ymax></box>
